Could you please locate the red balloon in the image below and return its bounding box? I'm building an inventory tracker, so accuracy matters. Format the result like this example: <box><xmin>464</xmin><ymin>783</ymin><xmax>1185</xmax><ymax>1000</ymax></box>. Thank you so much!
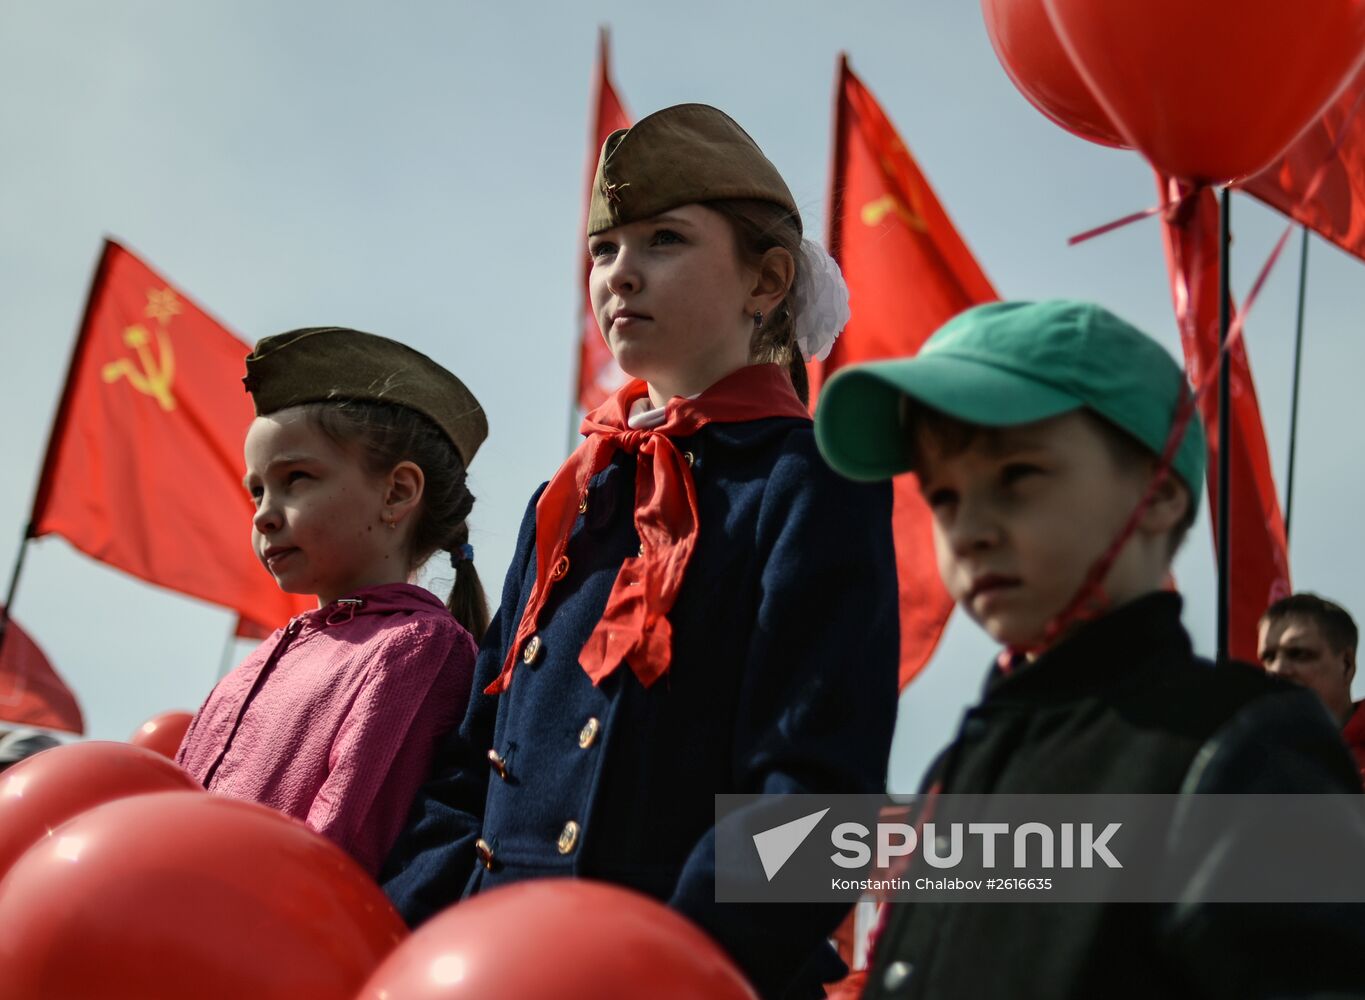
<box><xmin>129</xmin><ymin>709</ymin><xmax>193</xmax><ymax>758</ymax></box>
<box><xmin>0</xmin><ymin>740</ymin><xmax>201</xmax><ymax>877</ymax></box>
<box><xmin>0</xmin><ymin>792</ymin><xmax>406</xmax><ymax>999</ymax></box>
<box><xmin>358</xmin><ymin>880</ymin><xmax>759</xmax><ymax>1000</ymax></box>
<box><xmin>1043</xmin><ymin>0</ymin><xmax>1365</xmax><ymax>184</ymax></box>
<box><xmin>981</xmin><ymin>0</ymin><xmax>1126</xmax><ymax>149</ymax></box>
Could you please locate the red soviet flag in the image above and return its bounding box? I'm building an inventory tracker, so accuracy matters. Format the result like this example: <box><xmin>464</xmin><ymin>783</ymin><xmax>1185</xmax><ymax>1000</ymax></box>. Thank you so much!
<box><xmin>29</xmin><ymin>240</ymin><xmax>312</xmax><ymax>633</ymax></box>
<box><xmin>1242</xmin><ymin>65</ymin><xmax>1365</xmax><ymax>263</ymax></box>
<box><xmin>1157</xmin><ymin>178</ymin><xmax>1292</xmax><ymax>663</ymax></box>
<box><xmin>812</xmin><ymin>56</ymin><xmax>999</xmax><ymax>690</ymax></box>
<box><xmin>575</xmin><ymin>28</ymin><xmax>632</xmax><ymax>413</ymax></box>
<box><xmin>0</xmin><ymin>610</ymin><xmax>83</xmax><ymax>735</ymax></box>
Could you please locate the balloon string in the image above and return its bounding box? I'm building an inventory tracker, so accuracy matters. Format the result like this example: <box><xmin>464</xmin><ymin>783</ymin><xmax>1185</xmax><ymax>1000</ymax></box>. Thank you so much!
<box><xmin>1009</xmin><ymin>386</ymin><xmax>1196</xmax><ymax>661</ymax></box>
<box><xmin>1033</xmin><ymin>106</ymin><xmax>1365</xmax><ymax>660</ymax></box>
<box><xmin>1067</xmin><ymin>200</ymin><xmax>1180</xmax><ymax>246</ymax></box>
<box><xmin>1069</xmin><ymin>76</ymin><xmax>1365</xmax><ymax>250</ymax></box>
<box><xmin>1016</xmin><ymin>234</ymin><xmax>1280</xmax><ymax>661</ymax></box>
<box><xmin>1217</xmin><ymin>72</ymin><xmax>1365</xmax><ymax>349</ymax></box>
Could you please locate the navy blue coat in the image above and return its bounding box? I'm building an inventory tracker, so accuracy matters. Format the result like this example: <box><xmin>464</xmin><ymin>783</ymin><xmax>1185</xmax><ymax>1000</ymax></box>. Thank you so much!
<box><xmin>382</xmin><ymin>415</ymin><xmax>900</xmax><ymax>998</ymax></box>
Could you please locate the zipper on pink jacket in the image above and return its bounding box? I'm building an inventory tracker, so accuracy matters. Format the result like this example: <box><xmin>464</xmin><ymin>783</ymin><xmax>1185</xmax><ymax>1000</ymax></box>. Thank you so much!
<box><xmin>201</xmin><ymin>616</ymin><xmax>306</xmax><ymax>790</ymax></box>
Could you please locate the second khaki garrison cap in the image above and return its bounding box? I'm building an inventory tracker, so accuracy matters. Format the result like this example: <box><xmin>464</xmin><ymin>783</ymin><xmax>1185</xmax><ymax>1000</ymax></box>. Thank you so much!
<box><xmin>243</xmin><ymin>326</ymin><xmax>487</xmax><ymax>466</ymax></box>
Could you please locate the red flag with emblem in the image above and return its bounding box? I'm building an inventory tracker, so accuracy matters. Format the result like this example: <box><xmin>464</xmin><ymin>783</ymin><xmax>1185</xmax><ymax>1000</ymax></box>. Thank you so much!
<box><xmin>574</xmin><ymin>28</ymin><xmax>632</xmax><ymax>413</ymax></box>
<box><xmin>811</xmin><ymin>55</ymin><xmax>999</xmax><ymax>691</ymax></box>
<box><xmin>0</xmin><ymin>610</ymin><xmax>83</xmax><ymax>735</ymax></box>
<box><xmin>28</xmin><ymin>240</ymin><xmax>312</xmax><ymax>634</ymax></box>
<box><xmin>1157</xmin><ymin>178</ymin><xmax>1291</xmax><ymax>663</ymax></box>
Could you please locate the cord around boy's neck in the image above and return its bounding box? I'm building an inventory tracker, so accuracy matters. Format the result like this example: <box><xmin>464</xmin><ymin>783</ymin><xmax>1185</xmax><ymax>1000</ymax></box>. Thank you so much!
<box><xmin>1006</xmin><ymin>389</ymin><xmax>1198</xmax><ymax>665</ymax></box>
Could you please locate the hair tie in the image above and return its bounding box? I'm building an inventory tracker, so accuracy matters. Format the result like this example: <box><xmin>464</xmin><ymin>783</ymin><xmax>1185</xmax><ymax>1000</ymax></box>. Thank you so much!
<box><xmin>451</xmin><ymin>543</ymin><xmax>474</xmax><ymax>567</ymax></box>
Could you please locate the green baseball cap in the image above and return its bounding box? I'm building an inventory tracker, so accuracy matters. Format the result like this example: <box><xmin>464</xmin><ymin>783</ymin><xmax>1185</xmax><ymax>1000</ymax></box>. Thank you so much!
<box><xmin>814</xmin><ymin>300</ymin><xmax>1205</xmax><ymax>506</ymax></box>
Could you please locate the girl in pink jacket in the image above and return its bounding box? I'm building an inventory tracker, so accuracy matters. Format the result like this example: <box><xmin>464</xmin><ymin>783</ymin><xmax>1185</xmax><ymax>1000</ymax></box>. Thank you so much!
<box><xmin>177</xmin><ymin>326</ymin><xmax>488</xmax><ymax>875</ymax></box>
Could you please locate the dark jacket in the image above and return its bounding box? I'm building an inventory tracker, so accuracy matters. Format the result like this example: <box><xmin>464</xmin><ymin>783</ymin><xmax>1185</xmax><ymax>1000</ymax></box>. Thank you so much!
<box><xmin>863</xmin><ymin>593</ymin><xmax>1365</xmax><ymax>1000</ymax></box>
<box><xmin>382</xmin><ymin>416</ymin><xmax>900</xmax><ymax>999</ymax></box>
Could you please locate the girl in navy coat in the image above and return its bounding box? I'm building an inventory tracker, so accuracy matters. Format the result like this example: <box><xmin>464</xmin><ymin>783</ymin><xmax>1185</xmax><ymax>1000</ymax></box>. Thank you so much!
<box><xmin>382</xmin><ymin>104</ymin><xmax>900</xmax><ymax>999</ymax></box>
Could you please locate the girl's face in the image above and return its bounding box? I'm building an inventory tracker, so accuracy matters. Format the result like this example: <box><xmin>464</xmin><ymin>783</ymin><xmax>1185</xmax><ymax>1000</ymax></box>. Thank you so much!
<box><xmin>588</xmin><ymin>203</ymin><xmax>756</xmax><ymax>403</ymax></box>
<box><xmin>243</xmin><ymin>407</ymin><xmax>409</xmax><ymax>607</ymax></box>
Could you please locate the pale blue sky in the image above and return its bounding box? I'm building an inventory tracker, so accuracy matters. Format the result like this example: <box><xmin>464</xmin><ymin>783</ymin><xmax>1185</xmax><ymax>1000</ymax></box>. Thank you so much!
<box><xmin>2</xmin><ymin>2</ymin><xmax>1362</xmax><ymax>789</ymax></box>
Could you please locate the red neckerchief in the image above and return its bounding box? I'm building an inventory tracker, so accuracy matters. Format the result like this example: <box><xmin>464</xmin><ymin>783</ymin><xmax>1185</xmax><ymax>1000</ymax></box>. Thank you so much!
<box><xmin>484</xmin><ymin>364</ymin><xmax>810</xmax><ymax>695</ymax></box>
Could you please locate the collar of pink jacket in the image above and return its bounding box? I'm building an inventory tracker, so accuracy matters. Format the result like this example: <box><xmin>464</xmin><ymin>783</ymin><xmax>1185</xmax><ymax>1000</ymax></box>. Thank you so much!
<box><xmin>297</xmin><ymin>581</ymin><xmax>446</xmax><ymax>629</ymax></box>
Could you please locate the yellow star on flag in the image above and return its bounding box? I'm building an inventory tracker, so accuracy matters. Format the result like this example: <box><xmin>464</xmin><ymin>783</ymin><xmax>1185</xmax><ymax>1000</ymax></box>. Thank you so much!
<box><xmin>145</xmin><ymin>287</ymin><xmax>182</xmax><ymax>326</ymax></box>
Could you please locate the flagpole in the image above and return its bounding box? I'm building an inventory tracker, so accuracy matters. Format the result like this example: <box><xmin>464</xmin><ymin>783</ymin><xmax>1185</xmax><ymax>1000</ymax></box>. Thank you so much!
<box><xmin>568</xmin><ymin>26</ymin><xmax>611</xmax><ymax>458</ymax></box>
<box><xmin>0</xmin><ymin>533</ymin><xmax>32</xmax><ymax>658</ymax></box>
<box><xmin>5</xmin><ymin>239</ymin><xmax>121</xmax><ymax>666</ymax></box>
<box><xmin>1284</xmin><ymin>227</ymin><xmax>1310</xmax><ymax>547</ymax></box>
<box><xmin>1</xmin><ymin>244</ymin><xmax>116</xmax><ymax>662</ymax></box>
<box><xmin>1216</xmin><ymin>188</ymin><xmax>1232</xmax><ymax>664</ymax></box>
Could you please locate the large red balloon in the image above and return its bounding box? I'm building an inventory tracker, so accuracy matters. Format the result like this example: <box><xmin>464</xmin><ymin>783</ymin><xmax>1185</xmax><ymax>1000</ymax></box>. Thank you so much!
<box><xmin>0</xmin><ymin>740</ymin><xmax>201</xmax><ymax>877</ymax></box>
<box><xmin>358</xmin><ymin>879</ymin><xmax>758</xmax><ymax>1000</ymax></box>
<box><xmin>0</xmin><ymin>792</ymin><xmax>406</xmax><ymax>999</ymax></box>
<box><xmin>1043</xmin><ymin>0</ymin><xmax>1365</xmax><ymax>184</ymax></box>
<box><xmin>980</xmin><ymin>0</ymin><xmax>1126</xmax><ymax>149</ymax></box>
<box><xmin>129</xmin><ymin>709</ymin><xmax>193</xmax><ymax>758</ymax></box>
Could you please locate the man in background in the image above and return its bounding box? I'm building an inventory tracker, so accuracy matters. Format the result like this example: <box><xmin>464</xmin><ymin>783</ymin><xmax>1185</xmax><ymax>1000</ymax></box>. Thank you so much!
<box><xmin>1259</xmin><ymin>592</ymin><xmax>1364</xmax><ymax>781</ymax></box>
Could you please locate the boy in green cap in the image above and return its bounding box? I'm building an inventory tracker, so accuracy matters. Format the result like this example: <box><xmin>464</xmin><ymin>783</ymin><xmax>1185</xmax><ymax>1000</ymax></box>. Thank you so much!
<box><xmin>816</xmin><ymin>300</ymin><xmax>1365</xmax><ymax>999</ymax></box>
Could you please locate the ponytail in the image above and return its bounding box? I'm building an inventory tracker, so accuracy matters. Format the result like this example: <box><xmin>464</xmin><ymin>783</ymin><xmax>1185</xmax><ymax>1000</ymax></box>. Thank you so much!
<box><xmin>445</xmin><ymin>523</ymin><xmax>491</xmax><ymax>642</ymax></box>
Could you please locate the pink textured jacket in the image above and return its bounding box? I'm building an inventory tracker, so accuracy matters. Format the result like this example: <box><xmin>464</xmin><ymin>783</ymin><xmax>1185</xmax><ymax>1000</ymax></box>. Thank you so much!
<box><xmin>176</xmin><ymin>582</ymin><xmax>476</xmax><ymax>875</ymax></box>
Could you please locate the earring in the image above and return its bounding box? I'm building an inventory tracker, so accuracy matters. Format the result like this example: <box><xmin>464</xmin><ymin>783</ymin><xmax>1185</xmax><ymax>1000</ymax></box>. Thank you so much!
<box><xmin>753</xmin><ymin>309</ymin><xmax>765</xmax><ymax>329</ymax></box>
<box><xmin>383</xmin><ymin>514</ymin><xmax>396</xmax><ymax>530</ymax></box>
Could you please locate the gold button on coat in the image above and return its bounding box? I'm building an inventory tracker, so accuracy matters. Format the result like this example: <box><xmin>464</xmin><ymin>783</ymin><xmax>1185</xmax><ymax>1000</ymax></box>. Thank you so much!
<box><xmin>475</xmin><ymin>838</ymin><xmax>495</xmax><ymax>870</ymax></box>
<box><xmin>487</xmin><ymin>748</ymin><xmax>509</xmax><ymax>780</ymax></box>
<box><xmin>522</xmin><ymin>635</ymin><xmax>543</xmax><ymax>664</ymax></box>
<box><xmin>557</xmin><ymin>820</ymin><xmax>580</xmax><ymax>855</ymax></box>
<box><xmin>552</xmin><ymin>555</ymin><xmax>570</xmax><ymax>580</ymax></box>
<box><xmin>578</xmin><ymin>496</ymin><xmax>589</xmax><ymax>514</ymax></box>
<box><xmin>578</xmin><ymin>717</ymin><xmax>601</xmax><ymax>749</ymax></box>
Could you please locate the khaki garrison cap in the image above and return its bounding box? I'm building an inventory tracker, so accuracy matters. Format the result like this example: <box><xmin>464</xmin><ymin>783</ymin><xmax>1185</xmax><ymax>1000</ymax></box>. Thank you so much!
<box><xmin>587</xmin><ymin>103</ymin><xmax>801</xmax><ymax>236</ymax></box>
<box><xmin>243</xmin><ymin>327</ymin><xmax>487</xmax><ymax>466</ymax></box>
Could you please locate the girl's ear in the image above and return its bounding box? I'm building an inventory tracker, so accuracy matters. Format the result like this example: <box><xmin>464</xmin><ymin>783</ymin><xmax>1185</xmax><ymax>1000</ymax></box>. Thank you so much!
<box><xmin>748</xmin><ymin>246</ymin><xmax>795</xmax><ymax>313</ymax></box>
<box><xmin>385</xmin><ymin>461</ymin><xmax>425</xmax><ymax>524</ymax></box>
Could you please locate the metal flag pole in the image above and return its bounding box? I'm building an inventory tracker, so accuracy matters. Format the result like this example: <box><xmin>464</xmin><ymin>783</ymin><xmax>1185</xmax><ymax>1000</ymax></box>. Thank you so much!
<box><xmin>1284</xmin><ymin>227</ymin><xmax>1310</xmax><ymax>547</ymax></box>
<box><xmin>1216</xmin><ymin>188</ymin><xmax>1232</xmax><ymax>664</ymax></box>
<box><xmin>0</xmin><ymin>532</ymin><xmax>33</xmax><ymax>659</ymax></box>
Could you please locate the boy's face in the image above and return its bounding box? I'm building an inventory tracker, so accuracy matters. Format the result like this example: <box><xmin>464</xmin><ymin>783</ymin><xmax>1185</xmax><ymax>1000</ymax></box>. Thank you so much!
<box><xmin>916</xmin><ymin>410</ymin><xmax>1157</xmax><ymax>649</ymax></box>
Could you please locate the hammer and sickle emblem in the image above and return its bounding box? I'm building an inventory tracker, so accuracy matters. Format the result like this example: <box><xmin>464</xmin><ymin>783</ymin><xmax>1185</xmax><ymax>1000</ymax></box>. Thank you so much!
<box><xmin>860</xmin><ymin>194</ymin><xmax>928</xmax><ymax>232</ymax></box>
<box><xmin>101</xmin><ymin>288</ymin><xmax>180</xmax><ymax>411</ymax></box>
